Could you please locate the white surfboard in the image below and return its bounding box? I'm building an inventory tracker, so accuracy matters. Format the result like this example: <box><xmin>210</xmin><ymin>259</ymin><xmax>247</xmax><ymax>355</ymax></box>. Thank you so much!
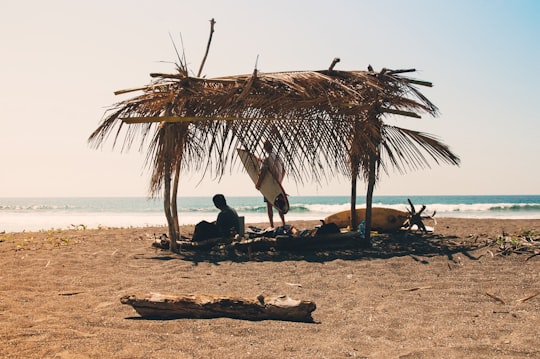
<box><xmin>237</xmin><ymin>148</ymin><xmax>289</xmax><ymax>214</ymax></box>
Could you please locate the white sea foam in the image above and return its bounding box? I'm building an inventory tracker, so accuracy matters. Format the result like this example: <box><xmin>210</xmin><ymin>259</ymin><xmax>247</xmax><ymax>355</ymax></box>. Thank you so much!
<box><xmin>1</xmin><ymin>196</ymin><xmax>539</xmax><ymax>232</ymax></box>
<box><xmin>0</xmin><ymin>212</ymin><xmax>167</xmax><ymax>232</ymax></box>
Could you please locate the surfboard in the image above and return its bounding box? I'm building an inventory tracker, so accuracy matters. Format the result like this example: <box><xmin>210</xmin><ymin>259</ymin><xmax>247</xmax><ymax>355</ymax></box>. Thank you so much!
<box><xmin>324</xmin><ymin>207</ymin><xmax>409</xmax><ymax>232</ymax></box>
<box><xmin>237</xmin><ymin>148</ymin><xmax>289</xmax><ymax>214</ymax></box>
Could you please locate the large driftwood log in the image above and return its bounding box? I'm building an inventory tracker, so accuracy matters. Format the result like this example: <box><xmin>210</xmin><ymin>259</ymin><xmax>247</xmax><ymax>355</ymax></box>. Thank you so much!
<box><xmin>121</xmin><ymin>293</ymin><xmax>316</xmax><ymax>322</ymax></box>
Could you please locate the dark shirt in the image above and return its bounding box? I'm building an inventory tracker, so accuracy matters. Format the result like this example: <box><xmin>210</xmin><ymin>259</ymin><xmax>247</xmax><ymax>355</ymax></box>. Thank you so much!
<box><xmin>216</xmin><ymin>205</ymin><xmax>239</xmax><ymax>238</ymax></box>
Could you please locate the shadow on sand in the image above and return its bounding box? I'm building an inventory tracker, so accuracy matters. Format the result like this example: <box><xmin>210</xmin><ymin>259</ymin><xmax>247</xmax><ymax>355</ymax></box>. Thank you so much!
<box><xmin>144</xmin><ymin>231</ymin><xmax>485</xmax><ymax>266</ymax></box>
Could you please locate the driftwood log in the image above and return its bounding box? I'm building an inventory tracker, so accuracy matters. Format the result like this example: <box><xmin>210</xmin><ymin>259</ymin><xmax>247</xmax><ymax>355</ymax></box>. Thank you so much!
<box><xmin>121</xmin><ymin>292</ymin><xmax>316</xmax><ymax>322</ymax></box>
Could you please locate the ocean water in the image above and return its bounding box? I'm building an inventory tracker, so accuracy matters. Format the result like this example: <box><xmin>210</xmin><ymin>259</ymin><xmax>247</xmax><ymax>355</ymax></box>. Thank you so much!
<box><xmin>1</xmin><ymin>195</ymin><xmax>540</xmax><ymax>232</ymax></box>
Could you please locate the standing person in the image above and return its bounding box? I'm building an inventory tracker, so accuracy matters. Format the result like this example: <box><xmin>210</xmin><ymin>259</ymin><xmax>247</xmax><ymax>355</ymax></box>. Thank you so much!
<box><xmin>256</xmin><ymin>141</ymin><xmax>286</xmax><ymax>227</ymax></box>
<box><xmin>192</xmin><ymin>194</ymin><xmax>239</xmax><ymax>241</ymax></box>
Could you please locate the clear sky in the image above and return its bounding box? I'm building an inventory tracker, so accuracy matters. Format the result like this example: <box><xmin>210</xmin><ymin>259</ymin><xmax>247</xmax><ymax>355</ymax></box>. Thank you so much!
<box><xmin>1</xmin><ymin>0</ymin><xmax>539</xmax><ymax>198</ymax></box>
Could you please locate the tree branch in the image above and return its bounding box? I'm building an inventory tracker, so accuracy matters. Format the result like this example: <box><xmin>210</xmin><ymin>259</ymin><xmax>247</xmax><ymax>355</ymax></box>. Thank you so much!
<box><xmin>197</xmin><ymin>18</ymin><xmax>216</xmax><ymax>77</ymax></box>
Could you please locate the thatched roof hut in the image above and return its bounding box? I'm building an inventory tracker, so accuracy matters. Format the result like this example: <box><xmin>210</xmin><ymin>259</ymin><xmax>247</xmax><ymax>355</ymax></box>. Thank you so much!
<box><xmin>90</xmin><ymin>59</ymin><xmax>459</xmax><ymax>249</ymax></box>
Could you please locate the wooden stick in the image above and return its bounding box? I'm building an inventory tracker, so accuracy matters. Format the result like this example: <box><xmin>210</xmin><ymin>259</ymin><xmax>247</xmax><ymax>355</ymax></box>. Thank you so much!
<box><xmin>150</xmin><ymin>72</ymin><xmax>184</xmax><ymax>79</ymax></box>
<box><xmin>403</xmin><ymin>78</ymin><xmax>433</xmax><ymax>87</ymax></box>
<box><xmin>121</xmin><ymin>116</ymin><xmax>294</xmax><ymax>124</ymax></box>
<box><xmin>485</xmin><ymin>292</ymin><xmax>505</xmax><ymax>304</ymax></box>
<box><xmin>328</xmin><ymin>57</ymin><xmax>340</xmax><ymax>71</ymax></box>
<box><xmin>114</xmin><ymin>82</ymin><xmax>178</xmax><ymax>95</ymax></box>
<box><xmin>197</xmin><ymin>18</ymin><xmax>216</xmax><ymax>77</ymax></box>
<box><xmin>516</xmin><ymin>292</ymin><xmax>540</xmax><ymax>303</ymax></box>
<box><xmin>526</xmin><ymin>253</ymin><xmax>540</xmax><ymax>261</ymax></box>
<box><xmin>387</xmin><ymin>68</ymin><xmax>416</xmax><ymax>75</ymax></box>
<box><xmin>397</xmin><ymin>286</ymin><xmax>432</xmax><ymax>292</ymax></box>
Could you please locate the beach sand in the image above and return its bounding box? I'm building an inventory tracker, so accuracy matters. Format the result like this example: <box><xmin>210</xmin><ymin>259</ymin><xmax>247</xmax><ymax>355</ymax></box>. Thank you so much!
<box><xmin>1</xmin><ymin>218</ymin><xmax>539</xmax><ymax>358</ymax></box>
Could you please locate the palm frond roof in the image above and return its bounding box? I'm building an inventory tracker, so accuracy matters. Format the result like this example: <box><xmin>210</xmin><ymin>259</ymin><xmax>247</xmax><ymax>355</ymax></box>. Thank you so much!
<box><xmin>89</xmin><ymin>64</ymin><xmax>458</xmax><ymax>194</ymax></box>
<box><xmin>107</xmin><ymin>67</ymin><xmax>435</xmax><ymax>123</ymax></box>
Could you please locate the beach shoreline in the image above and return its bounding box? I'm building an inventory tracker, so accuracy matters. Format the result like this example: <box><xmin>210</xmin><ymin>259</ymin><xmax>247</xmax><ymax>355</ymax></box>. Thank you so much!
<box><xmin>1</xmin><ymin>217</ymin><xmax>539</xmax><ymax>358</ymax></box>
<box><xmin>2</xmin><ymin>194</ymin><xmax>540</xmax><ymax>233</ymax></box>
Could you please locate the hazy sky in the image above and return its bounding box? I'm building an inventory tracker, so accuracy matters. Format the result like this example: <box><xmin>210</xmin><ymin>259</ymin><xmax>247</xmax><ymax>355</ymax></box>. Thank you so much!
<box><xmin>1</xmin><ymin>0</ymin><xmax>539</xmax><ymax>198</ymax></box>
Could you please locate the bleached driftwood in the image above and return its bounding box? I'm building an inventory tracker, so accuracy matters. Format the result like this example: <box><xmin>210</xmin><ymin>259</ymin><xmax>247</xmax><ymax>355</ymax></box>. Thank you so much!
<box><xmin>121</xmin><ymin>292</ymin><xmax>316</xmax><ymax>322</ymax></box>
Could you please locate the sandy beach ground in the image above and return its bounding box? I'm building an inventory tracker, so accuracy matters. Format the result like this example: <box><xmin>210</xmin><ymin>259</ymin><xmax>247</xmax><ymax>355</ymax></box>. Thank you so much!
<box><xmin>1</xmin><ymin>218</ymin><xmax>539</xmax><ymax>358</ymax></box>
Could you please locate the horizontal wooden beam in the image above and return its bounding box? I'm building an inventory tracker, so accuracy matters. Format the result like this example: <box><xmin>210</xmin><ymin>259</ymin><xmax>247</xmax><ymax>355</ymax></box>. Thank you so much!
<box><xmin>121</xmin><ymin>106</ymin><xmax>409</xmax><ymax>124</ymax></box>
<box><xmin>403</xmin><ymin>78</ymin><xmax>433</xmax><ymax>87</ymax></box>
<box><xmin>387</xmin><ymin>68</ymin><xmax>416</xmax><ymax>75</ymax></box>
<box><xmin>121</xmin><ymin>116</ymin><xmax>295</xmax><ymax>124</ymax></box>
<box><xmin>114</xmin><ymin>82</ymin><xmax>176</xmax><ymax>95</ymax></box>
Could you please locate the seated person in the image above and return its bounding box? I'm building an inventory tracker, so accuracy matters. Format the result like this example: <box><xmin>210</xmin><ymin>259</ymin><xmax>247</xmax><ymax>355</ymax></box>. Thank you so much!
<box><xmin>192</xmin><ymin>194</ymin><xmax>240</xmax><ymax>242</ymax></box>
